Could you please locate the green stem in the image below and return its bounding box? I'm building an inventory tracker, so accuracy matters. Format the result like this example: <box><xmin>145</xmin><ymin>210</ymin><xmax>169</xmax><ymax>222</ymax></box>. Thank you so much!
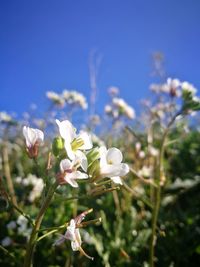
<box><xmin>23</xmin><ymin>181</ymin><xmax>58</xmax><ymax>267</ymax></box>
<box><xmin>149</xmin><ymin>112</ymin><xmax>180</xmax><ymax>267</ymax></box>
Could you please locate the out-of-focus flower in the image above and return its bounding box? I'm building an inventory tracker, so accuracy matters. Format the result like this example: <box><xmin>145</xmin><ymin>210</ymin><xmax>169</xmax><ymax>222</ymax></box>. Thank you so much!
<box><xmin>46</xmin><ymin>91</ymin><xmax>65</xmax><ymax>107</ymax></box>
<box><xmin>113</xmin><ymin>97</ymin><xmax>135</xmax><ymax>119</ymax></box>
<box><xmin>57</xmin><ymin>158</ymin><xmax>88</xmax><ymax>187</ymax></box>
<box><xmin>105</xmin><ymin>97</ymin><xmax>135</xmax><ymax>120</ymax></box>
<box><xmin>56</xmin><ymin>119</ymin><xmax>92</xmax><ymax>170</ymax></box>
<box><xmin>7</xmin><ymin>221</ymin><xmax>17</xmax><ymax>230</ymax></box>
<box><xmin>15</xmin><ymin>174</ymin><xmax>44</xmax><ymax>202</ymax></box>
<box><xmin>148</xmin><ymin>146</ymin><xmax>159</xmax><ymax>157</ymax></box>
<box><xmin>138</xmin><ymin>166</ymin><xmax>153</xmax><ymax>178</ymax></box>
<box><xmin>150</xmin><ymin>78</ymin><xmax>181</xmax><ymax>97</ymax></box>
<box><xmin>54</xmin><ymin>210</ymin><xmax>94</xmax><ymax>260</ymax></box>
<box><xmin>62</xmin><ymin>90</ymin><xmax>88</xmax><ymax>109</ymax></box>
<box><xmin>23</xmin><ymin>126</ymin><xmax>44</xmax><ymax>158</ymax></box>
<box><xmin>1</xmin><ymin>237</ymin><xmax>12</xmax><ymax>247</ymax></box>
<box><xmin>0</xmin><ymin>111</ymin><xmax>13</xmax><ymax>123</ymax></box>
<box><xmin>99</xmin><ymin>146</ymin><xmax>129</xmax><ymax>184</ymax></box>
<box><xmin>17</xmin><ymin>215</ymin><xmax>31</xmax><ymax>237</ymax></box>
<box><xmin>181</xmin><ymin>81</ymin><xmax>197</xmax><ymax>95</ymax></box>
<box><xmin>108</xmin><ymin>86</ymin><xmax>119</xmax><ymax>96</ymax></box>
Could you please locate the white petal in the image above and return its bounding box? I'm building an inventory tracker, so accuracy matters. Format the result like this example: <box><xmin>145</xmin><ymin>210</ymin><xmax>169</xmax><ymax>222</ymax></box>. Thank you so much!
<box><xmin>71</xmin><ymin>228</ymin><xmax>82</xmax><ymax>251</ymax></box>
<box><xmin>77</xmin><ymin>131</ymin><xmax>93</xmax><ymax>150</ymax></box>
<box><xmin>23</xmin><ymin>126</ymin><xmax>37</xmax><ymax>147</ymax></box>
<box><xmin>60</xmin><ymin>159</ymin><xmax>72</xmax><ymax>173</ymax></box>
<box><xmin>56</xmin><ymin>119</ymin><xmax>76</xmax><ymax>142</ymax></box>
<box><xmin>106</xmin><ymin>148</ymin><xmax>123</xmax><ymax>164</ymax></box>
<box><xmin>111</xmin><ymin>176</ymin><xmax>123</xmax><ymax>185</ymax></box>
<box><xmin>64</xmin><ymin>175</ymin><xmax>79</xmax><ymax>187</ymax></box>
<box><xmin>99</xmin><ymin>146</ymin><xmax>108</xmax><ymax>168</ymax></box>
<box><xmin>35</xmin><ymin>129</ymin><xmax>44</xmax><ymax>143</ymax></box>
<box><xmin>101</xmin><ymin>163</ymin><xmax>129</xmax><ymax>178</ymax></box>
<box><xmin>64</xmin><ymin>141</ymin><xmax>75</xmax><ymax>160</ymax></box>
<box><xmin>75</xmin><ymin>150</ymin><xmax>88</xmax><ymax>172</ymax></box>
<box><xmin>73</xmin><ymin>171</ymin><xmax>88</xmax><ymax>179</ymax></box>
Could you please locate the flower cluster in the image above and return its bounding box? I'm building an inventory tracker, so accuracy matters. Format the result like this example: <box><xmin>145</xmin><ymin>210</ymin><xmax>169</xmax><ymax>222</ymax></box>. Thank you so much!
<box><xmin>15</xmin><ymin>174</ymin><xmax>44</xmax><ymax>202</ymax></box>
<box><xmin>62</xmin><ymin>90</ymin><xmax>88</xmax><ymax>109</ymax></box>
<box><xmin>105</xmin><ymin>97</ymin><xmax>135</xmax><ymax>120</ymax></box>
<box><xmin>46</xmin><ymin>89</ymin><xmax>88</xmax><ymax>110</ymax></box>
<box><xmin>22</xmin><ymin>119</ymin><xmax>130</xmax><ymax>259</ymax></box>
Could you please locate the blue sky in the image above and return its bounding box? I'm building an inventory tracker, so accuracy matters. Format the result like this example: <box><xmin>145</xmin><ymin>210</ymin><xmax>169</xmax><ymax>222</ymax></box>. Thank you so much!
<box><xmin>1</xmin><ymin>0</ymin><xmax>200</xmax><ymax>117</ymax></box>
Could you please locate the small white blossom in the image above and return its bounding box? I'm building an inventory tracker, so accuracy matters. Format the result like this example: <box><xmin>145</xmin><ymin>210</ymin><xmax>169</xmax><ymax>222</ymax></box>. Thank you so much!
<box><xmin>58</xmin><ymin>158</ymin><xmax>88</xmax><ymax>187</ymax></box>
<box><xmin>56</xmin><ymin>119</ymin><xmax>92</xmax><ymax>170</ymax></box>
<box><xmin>99</xmin><ymin>146</ymin><xmax>129</xmax><ymax>184</ymax></box>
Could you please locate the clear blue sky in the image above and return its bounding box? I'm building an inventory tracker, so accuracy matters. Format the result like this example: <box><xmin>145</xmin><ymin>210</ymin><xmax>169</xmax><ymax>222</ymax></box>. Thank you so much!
<box><xmin>1</xmin><ymin>0</ymin><xmax>200</xmax><ymax>116</ymax></box>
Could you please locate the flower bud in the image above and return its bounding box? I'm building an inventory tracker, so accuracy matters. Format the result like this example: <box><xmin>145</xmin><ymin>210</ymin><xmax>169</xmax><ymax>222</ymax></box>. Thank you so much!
<box><xmin>52</xmin><ymin>137</ymin><xmax>64</xmax><ymax>156</ymax></box>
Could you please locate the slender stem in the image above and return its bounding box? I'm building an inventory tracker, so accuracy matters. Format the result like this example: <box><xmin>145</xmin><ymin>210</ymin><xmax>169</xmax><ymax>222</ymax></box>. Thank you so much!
<box><xmin>23</xmin><ymin>181</ymin><xmax>58</xmax><ymax>267</ymax></box>
<box><xmin>149</xmin><ymin>113</ymin><xmax>180</xmax><ymax>267</ymax></box>
<box><xmin>2</xmin><ymin>143</ymin><xmax>18</xmax><ymax>207</ymax></box>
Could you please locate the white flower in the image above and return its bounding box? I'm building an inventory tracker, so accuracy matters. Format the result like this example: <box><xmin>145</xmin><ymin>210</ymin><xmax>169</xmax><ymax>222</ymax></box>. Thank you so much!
<box><xmin>7</xmin><ymin>221</ymin><xmax>17</xmax><ymax>230</ymax></box>
<box><xmin>1</xmin><ymin>237</ymin><xmax>12</xmax><ymax>247</ymax></box>
<box><xmin>56</xmin><ymin>119</ymin><xmax>92</xmax><ymax>170</ymax></box>
<box><xmin>46</xmin><ymin>91</ymin><xmax>65</xmax><ymax>106</ymax></box>
<box><xmin>54</xmin><ymin>211</ymin><xmax>93</xmax><ymax>260</ymax></box>
<box><xmin>99</xmin><ymin>146</ymin><xmax>129</xmax><ymax>185</ymax></box>
<box><xmin>0</xmin><ymin>111</ymin><xmax>13</xmax><ymax>123</ymax></box>
<box><xmin>23</xmin><ymin>126</ymin><xmax>44</xmax><ymax>158</ymax></box>
<box><xmin>23</xmin><ymin>126</ymin><xmax>44</xmax><ymax>148</ymax></box>
<box><xmin>62</xmin><ymin>90</ymin><xmax>88</xmax><ymax>109</ymax></box>
<box><xmin>182</xmin><ymin>82</ymin><xmax>197</xmax><ymax>95</ymax></box>
<box><xmin>59</xmin><ymin>158</ymin><xmax>88</xmax><ymax>187</ymax></box>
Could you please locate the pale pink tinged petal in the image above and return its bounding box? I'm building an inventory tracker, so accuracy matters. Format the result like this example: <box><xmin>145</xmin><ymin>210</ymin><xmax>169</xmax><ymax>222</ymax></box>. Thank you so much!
<box><xmin>60</xmin><ymin>159</ymin><xmax>72</xmax><ymax>173</ymax></box>
<box><xmin>111</xmin><ymin>176</ymin><xmax>123</xmax><ymax>185</ymax></box>
<box><xmin>53</xmin><ymin>234</ymin><xmax>66</xmax><ymax>246</ymax></box>
<box><xmin>77</xmin><ymin>131</ymin><xmax>93</xmax><ymax>150</ymax></box>
<box><xmin>106</xmin><ymin>148</ymin><xmax>123</xmax><ymax>164</ymax></box>
<box><xmin>56</xmin><ymin>119</ymin><xmax>76</xmax><ymax>142</ymax></box>
<box><xmin>64</xmin><ymin>175</ymin><xmax>79</xmax><ymax>188</ymax></box>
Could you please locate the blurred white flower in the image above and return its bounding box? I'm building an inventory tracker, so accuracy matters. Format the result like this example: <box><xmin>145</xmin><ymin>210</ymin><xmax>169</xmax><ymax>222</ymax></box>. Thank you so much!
<box><xmin>1</xmin><ymin>237</ymin><xmax>12</xmax><ymax>247</ymax></box>
<box><xmin>46</xmin><ymin>91</ymin><xmax>65</xmax><ymax>106</ymax></box>
<box><xmin>138</xmin><ymin>166</ymin><xmax>153</xmax><ymax>178</ymax></box>
<box><xmin>0</xmin><ymin>111</ymin><xmax>13</xmax><ymax>123</ymax></box>
<box><xmin>181</xmin><ymin>82</ymin><xmax>197</xmax><ymax>95</ymax></box>
<box><xmin>17</xmin><ymin>215</ymin><xmax>31</xmax><ymax>237</ymax></box>
<box><xmin>62</xmin><ymin>90</ymin><xmax>88</xmax><ymax>109</ymax></box>
<box><xmin>108</xmin><ymin>86</ymin><xmax>119</xmax><ymax>96</ymax></box>
<box><xmin>99</xmin><ymin>146</ymin><xmax>129</xmax><ymax>184</ymax></box>
<box><xmin>7</xmin><ymin>221</ymin><xmax>17</xmax><ymax>230</ymax></box>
